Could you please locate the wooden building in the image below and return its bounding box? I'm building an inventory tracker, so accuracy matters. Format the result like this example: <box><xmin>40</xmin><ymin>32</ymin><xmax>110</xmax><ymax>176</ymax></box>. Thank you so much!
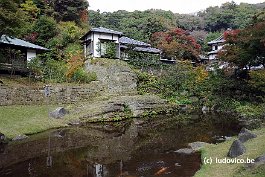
<box><xmin>0</xmin><ymin>35</ymin><xmax>49</xmax><ymax>72</ymax></box>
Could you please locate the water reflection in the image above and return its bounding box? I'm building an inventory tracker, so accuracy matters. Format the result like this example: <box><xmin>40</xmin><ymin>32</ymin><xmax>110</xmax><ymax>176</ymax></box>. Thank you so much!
<box><xmin>0</xmin><ymin>113</ymin><xmax>240</xmax><ymax>177</ymax></box>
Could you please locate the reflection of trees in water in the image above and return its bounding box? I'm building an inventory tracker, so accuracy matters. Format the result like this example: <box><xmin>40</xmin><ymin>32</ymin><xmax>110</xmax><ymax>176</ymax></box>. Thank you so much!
<box><xmin>0</xmin><ymin>113</ymin><xmax>240</xmax><ymax>177</ymax></box>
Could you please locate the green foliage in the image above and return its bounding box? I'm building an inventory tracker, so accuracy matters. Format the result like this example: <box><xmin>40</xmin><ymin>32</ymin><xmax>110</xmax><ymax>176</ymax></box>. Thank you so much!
<box><xmin>199</xmin><ymin>2</ymin><xmax>260</xmax><ymax>31</ymax></box>
<box><xmin>44</xmin><ymin>59</ymin><xmax>67</xmax><ymax>83</ymax></box>
<box><xmin>127</xmin><ymin>51</ymin><xmax>163</xmax><ymax>70</ymax></box>
<box><xmin>97</xmin><ymin>41</ymin><xmax>117</xmax><ymax>59</ymax></box>
<box><xmin>32</xmin><ymin>16</ymin><xmax>57</xmax><ymax>46</ymax></box>
<box><xmin>0</xmin><ymin>0</ymin><xmax>25</xmax><ymax>37</ymax></box>
<box><xmin>72</xmin><ymin>68</ymin><xmax>97</xmax><ymax>83</ymax></box>
<box><xmin>202</xmin><ymin>31</ymin><xmax>222</xmax><ymax>52</ymax></box>
<box><xmin>28</xmin><ymin>56</ymin><xmax>43</xmax><ymax>76</ymax></box>
<box><xmin>52</xmin><ymin>0</ymin><xmax>89</xmax><ymax>24</ymax></box>
<box><xmin>176</xmin><ymin>14</ymin><xmax>205</xmax><ymax>30</ymax></box>
<box><xmin>249</xmin><ymin>70</ymin><xmax>265</xmax><ymax>92</ymax></box>
<box><xmin>89</xmin><ymin>9</ymin><xmax>176</xmax><ymax>42</ymax></box>
<box><xmin>219</xmin><ymin>19</ymin><xmax>265</xmax><ymax>69</ymax></box>
<box><xmin>20</xmin><ymin>0</ymin><xmax>40</xmax><ymax>19</ymax></box>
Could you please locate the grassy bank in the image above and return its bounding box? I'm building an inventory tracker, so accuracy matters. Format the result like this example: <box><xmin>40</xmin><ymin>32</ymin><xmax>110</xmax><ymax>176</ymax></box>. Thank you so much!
<box><xmin>195</xmin><ymin>127</ymin><xmax>265</xmax><ymax>177</ymax></box>
<box><xmin>0</xmin><ymin>105</ymin><xmax>80</xmax><ymax>139</ymax></box>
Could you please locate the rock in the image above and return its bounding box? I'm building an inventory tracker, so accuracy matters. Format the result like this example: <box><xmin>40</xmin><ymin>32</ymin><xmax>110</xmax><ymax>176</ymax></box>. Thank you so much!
<box><xmin>0</xmin><ymin>133</ymin><xmax>5</xmax><ymax>143</ymax></box>
<box><xmin>68</xmin><ymin>120</ymin><xmax>81</xmax><ymax>125</ymax></box>
<box><xmin>0</xmin><ymin>144</ymin><xmax>6</xmax><ymax>153</ymax></box>
<box><xmin>248</xmin><ymin>154</ymin><xmax>265</xmax><ymax>168</ymax></box>
<box><xmin>12</xmin><ymin>134</ymin><xmax>28</xmax><ymax>141</ymax></box>
<box><xmin>175</xmin><ymin>163</ymin><xmax>181</xmax><ymax>167</ymax></box>
<box><xmin>179</xmin><ymin>104</ymin><xmax>189</xmax><ymax>111</ymax></box>
<box><xmin>133</xmin><ymin>119</ymin><xmax>144</xmax><ymax>125</ymax></box>
<box><xmin>238</xmin><ymin>128</ymin><xmax>257</xmax><ymax>143</ymax></box>
<box><xmin>227</xmin><ymin>139</ymin><xmax>246</xmax><ymax>158</ymax></box>
<box><xmin>202</xmin><ymin>106</ymin><xmax>210</xmax><ymax>113</ymax></box>
<box><xmin>175</xmin><ymin>148</ymin><xmax>194</xmax><ymax>154</ymax></box>
<box><xmin>49</xmin><ymin>107</ymin><xmax>68</xmax><ymax>119</ymax></box>
<box><xmin>188</xmin><ymin>142</ymin><xmax>208</xmax><ymax>151</ymax></box>
<box><xmin>213</xmin><ymin>135</ymin><xmax>232</xmax><ymax>143</ymax></box>
<box><xmin>86</xmin><ymin>59</ymin><xmax>138</xmax><ymax>94</ymax></box>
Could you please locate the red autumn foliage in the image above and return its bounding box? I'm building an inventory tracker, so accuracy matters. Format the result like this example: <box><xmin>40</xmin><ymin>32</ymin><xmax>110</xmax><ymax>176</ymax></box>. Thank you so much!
<box><xmin>79</xmin><ymin>9</ymin><xmax>88</xmax><ymax>23</ymax></box>
<box><xmin>224</xmin><ymin>29</ymin><xmax>240</xmax><ymax>43</ymax></box>
<box><xmin>24</xmin><ymin>32</ymin><xmax>38</xmax><ymax>43</ymax></box>
<box><xmin>151</xmin><ymin>28</ymin><xmax>201</xmax><ymax>61</ymax></box>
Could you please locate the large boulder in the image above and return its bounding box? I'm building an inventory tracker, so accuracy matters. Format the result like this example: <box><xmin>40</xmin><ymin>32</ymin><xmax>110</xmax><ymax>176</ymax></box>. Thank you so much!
<box><xmin>49</xmin><ymin>107</ymin><xmax>68</xmax><ymax>119</ymax></box>
<box><xmin>86</xmin><ymin>59</ymin><xmax>138</xmax><ymax>95</ymax></box>
<box><xmin>238</xmin><ymin>128</ymin><xmax>257</xmax><ymax>143</ymax></box>
<box><xmin>188</xmin><ymin>142</ymin><xmax>208</xmax><ymax>151</ymax></box>
<box><xmin>12</xmin><ymin>134</ymin><xmax>28</xmax><ymax>141</ymax></box>
<box><xmin>227</xmin><ymin>139</ymin><xmax>246</xmax><ymax>158</ymax></box>
<box><xmin>0</xmin><ymin>132</ymin><xmax>5</xmax><ymax>143</ymax></box>
<box><xmin>175</xmin><ymin>148</ymin><xmax>194</xmax><ymax>155</ymax></box>
<box><xmin>248</xmin><ymin>154</ymin><xmax>265</xmax><ymax>168</ymax></box>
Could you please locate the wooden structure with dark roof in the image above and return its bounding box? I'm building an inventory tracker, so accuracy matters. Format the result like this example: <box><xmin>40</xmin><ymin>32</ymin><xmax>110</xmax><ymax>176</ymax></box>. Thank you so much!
<box><xmin>81</xmin><ymin>27</ymin><xmax>161</xmax><ymax>60</ymax></box>
<box><xmin>0</xmin><ymin>35</ymin><xmax>49</xmax><ymax>73</ymax></box>
<box><xmin>207</xmin><ymin>35</ymin><xmax>225</xmax><ymax>60</ymax></box>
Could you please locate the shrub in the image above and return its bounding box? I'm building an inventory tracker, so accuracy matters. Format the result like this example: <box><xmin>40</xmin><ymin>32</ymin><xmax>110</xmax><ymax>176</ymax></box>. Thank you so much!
<box><xmin>249</xmin><ymin>69</ymin><xmax>265</xmax><ymax>92</ymax></box>
<box><xmin>72</xmin><ymin>68</ymin><xmax>97</xmax><ymax>83</ymax></box>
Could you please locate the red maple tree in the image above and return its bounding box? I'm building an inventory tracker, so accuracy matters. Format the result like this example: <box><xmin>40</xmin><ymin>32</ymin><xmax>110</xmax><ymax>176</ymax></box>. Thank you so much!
<box><xmin>151</xmin><ymin>28</ymin><xmax>201</xmax><ymax>61</ymax></box>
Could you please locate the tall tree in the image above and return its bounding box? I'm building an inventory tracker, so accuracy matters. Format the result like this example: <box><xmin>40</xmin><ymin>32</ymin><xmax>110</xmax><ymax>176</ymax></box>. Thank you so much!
<box><xmin>52</xmin><ymin>0</ymin><xmax>89</xmax><ymax>24</ymax></box>
<box><xmin>0</xmin><ymin>0</ymin><xmax>24</xmax><ymax>37</ymax></box>
<box><xmin>219</xmin><ymin>18</ymin><xmax>265</xmax><ymax>69</ymax></box>
<box><xmin>151</xmin><ymin>28</ymin><xmax>201</xmax><ymax>61</ymax></box>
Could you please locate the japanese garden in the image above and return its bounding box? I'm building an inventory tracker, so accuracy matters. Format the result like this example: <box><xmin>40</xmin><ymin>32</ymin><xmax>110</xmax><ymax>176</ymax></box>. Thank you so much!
<box><xmin>0</xmin><ymin>0</ymin><xmax>264</xmax><ymax>176</ymax></box>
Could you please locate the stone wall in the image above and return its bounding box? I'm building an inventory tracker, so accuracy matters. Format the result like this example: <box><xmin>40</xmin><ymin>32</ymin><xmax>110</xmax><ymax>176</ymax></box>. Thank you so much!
<box><xmin>86</xmin><ymin>59</ymin><xmax>138</xmax><ymax>95</ymax></box>
<box><xmin>0</xmin><ymin>81</ymin><xmax>104</xmax><ymax>106</ymax></box>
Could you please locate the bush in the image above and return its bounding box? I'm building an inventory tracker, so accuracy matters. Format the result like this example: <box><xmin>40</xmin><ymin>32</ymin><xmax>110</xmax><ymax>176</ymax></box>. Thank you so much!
<box><xmin>249</xmin><ymin>69</ymin><xmax>265</xmax><ymax>92</ymax></box>
<box><xmin>72</xmin><ymin>68</ymin><xmax>97</xmax><ymax>83</ymax></box>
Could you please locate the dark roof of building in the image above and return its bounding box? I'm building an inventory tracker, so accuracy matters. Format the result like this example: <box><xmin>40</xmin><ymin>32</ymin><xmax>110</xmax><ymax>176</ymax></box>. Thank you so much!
<box><xmin>208</xmin><ymin>50</ymin><xmax>219</xmax><ymax>55</ymax></box>
<box><xmin>119</xmin><ymin>36</ymin><xmax>151</xmax><ymax>47</ymax></box>
<box><xmin>0</xmin><ymin>35</ymin><xmax>49</xmax><ymax>51</ymax></box>
<box><xmin>80</xmin><ymin>27</ymin><xmax>123</xmax><ymax>40</ymax></box>
<box><xmin>133</xmin><ymin>47</ymin><xmax>161</xmax><ymax>54</ymax></box>
<box><xmin>208</xmin><ymin>35</ymin><xmax>225</xmax><ymax>45</ymax></box>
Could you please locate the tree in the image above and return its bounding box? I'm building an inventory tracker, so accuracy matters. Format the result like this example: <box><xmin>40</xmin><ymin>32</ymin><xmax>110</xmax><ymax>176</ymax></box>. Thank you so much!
<box><xmin>31</xmin><ymin>16</ymin><xmax>57</xmax><ymax>46</ymax></box>
<box><xmin>20</xmin><ymin>0</ymin><xmax>40</xmax><ymax>19</ymax></box>
<box><xmin>218</xmin><ymin>20</ymin><xmax>265</xmax><ymax>69</ymax></box>
<box><xmin>151</xmin><ymin>28</ymin><xmax>201</xmax><ymax>61</ymax></box>
<box><xmin>199</xmin><ymin>1</ymin><xmax>259</xmax><ymax>32</ymax></box>
<box><xmin>0</xmin><ymin>0</ymin><xmax>24</xmax><ymax>37</ymax></box>
<box><xmin>52</xmin><ymin>0</ymin><xmax>89</xmax><ymax>24</ymax></box>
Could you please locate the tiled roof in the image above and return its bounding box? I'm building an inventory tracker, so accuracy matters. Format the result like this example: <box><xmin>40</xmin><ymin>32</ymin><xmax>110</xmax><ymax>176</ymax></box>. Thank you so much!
<box><xmin>133</xmin><ymin>47</ymin><xmax>161</xmax><ymax>54</ymax></box>
<box><xmin>91</xmin><ymin>27</ymin><xmax>123</xmax><ymax>35</ymax></box>
<box><xmin>0</xmin><ymin>35</ymin><xmax>49</xmax><ymax>51</ymax></box>
<box><xmin>80</xmin><ymin>27</ymin><xmax>123</xmax><ymax>39</ymax></box>
<box><xmin>119</xmin><ymin>37</ymin><xmax>151</xmax><ymax>47</ymax></box>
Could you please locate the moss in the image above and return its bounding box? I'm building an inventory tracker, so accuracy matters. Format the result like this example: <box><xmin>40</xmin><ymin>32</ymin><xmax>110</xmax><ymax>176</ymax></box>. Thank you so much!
<box><xmin>195</xmin><ymin>127</ymin><xmax>265</xmax><ymax>177</ymax></box>
<box><xmin>0</xmin><ymin>105</ymin><xmax>80</xmax><ymax>139</ymax></box>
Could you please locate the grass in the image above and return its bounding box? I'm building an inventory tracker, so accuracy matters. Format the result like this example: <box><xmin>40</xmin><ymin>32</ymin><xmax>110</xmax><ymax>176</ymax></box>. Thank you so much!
<box><xmin>0</xmin><ymin>105</ymin><xmax>80</xmax><ymax>139</ymax></box>
<box><xmin>195</xmin><ymin>127</ymin><xmax>265</xmax><ymax>177</ymax></box>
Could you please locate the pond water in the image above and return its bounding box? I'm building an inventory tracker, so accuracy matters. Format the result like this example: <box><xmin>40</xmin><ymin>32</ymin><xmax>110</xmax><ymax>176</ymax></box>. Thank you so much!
<box><xmin>0</xmin><ymin>113</ymin><xmax>241</xmax><ymax>177</ymax></box>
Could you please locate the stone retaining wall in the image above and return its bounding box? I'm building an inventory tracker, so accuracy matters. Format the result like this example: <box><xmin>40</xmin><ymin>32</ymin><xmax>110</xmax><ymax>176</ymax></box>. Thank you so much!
<box><xmin>0</xmin><ymin>81</ymin><xmax>104</xmax><ymax>106</ymax></box>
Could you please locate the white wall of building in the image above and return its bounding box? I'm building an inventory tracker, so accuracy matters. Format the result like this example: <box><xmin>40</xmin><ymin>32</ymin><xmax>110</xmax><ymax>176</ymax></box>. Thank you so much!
<box><xmin>209</xmin><ymin>54</ymin><xmax>217</xmax><ymax>60</ymax></box>
<box><xmin>84</xmin><ymin>32</ymin><xmax>120</xmax><ymax>58</ymax></box>
<box><xmin>26</xmin><ymin>49</ymin><xmax>37</xmax><ymax>61</ymax></box>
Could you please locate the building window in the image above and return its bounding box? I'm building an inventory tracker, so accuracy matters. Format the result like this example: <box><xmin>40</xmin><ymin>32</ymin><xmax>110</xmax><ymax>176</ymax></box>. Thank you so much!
<box><xmin>215</xmin><ymin>45</ymin><xmax>218</xmax><ymax>50</ymax></box>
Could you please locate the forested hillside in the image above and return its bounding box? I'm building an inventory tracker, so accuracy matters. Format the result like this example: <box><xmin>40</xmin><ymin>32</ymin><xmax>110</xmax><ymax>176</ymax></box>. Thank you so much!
<box><xmin>89</xmin><ymin>1</ymin><xmax>264</xmax><ymax>47</ymax></box>
<box><xmin>0</xmin><ymin>0</ymin><xmax>96</xmax><ymax>83</ymax></box>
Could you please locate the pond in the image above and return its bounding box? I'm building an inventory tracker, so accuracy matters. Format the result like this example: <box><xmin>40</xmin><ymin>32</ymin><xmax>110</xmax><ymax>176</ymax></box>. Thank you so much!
<box><xmin>0</xmin><ymin>113</ymin><xmax>241</xmax><ymax>177</ymax></box>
